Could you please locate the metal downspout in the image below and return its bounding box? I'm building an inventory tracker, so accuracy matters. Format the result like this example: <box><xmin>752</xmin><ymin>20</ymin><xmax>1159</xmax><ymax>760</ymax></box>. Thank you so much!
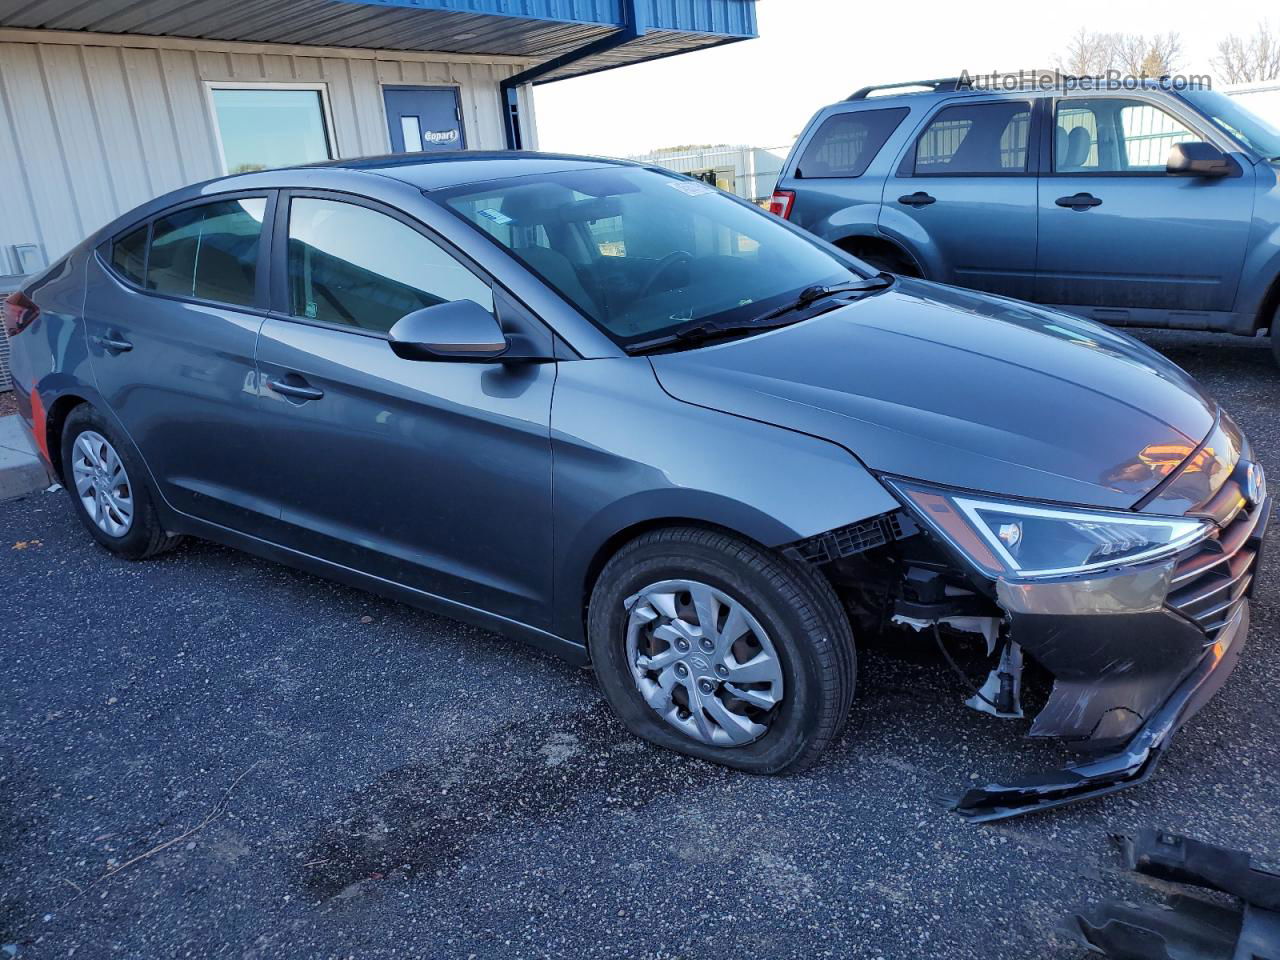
<box><xmin>501</xmin><ymin>0</ymin><xmax>644</xmax><ymax>149</ymax></box>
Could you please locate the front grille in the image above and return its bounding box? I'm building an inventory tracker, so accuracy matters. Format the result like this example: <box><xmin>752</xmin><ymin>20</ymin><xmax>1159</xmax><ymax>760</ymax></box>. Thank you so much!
<box><xmin>1166</xmin><ymin>494</ymin><xmax>1269</xmax><ymax>637</ymax></box>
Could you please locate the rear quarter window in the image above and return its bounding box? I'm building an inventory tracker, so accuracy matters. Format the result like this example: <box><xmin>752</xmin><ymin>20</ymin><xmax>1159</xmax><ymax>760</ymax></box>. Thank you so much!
<box><xmin>110</xmin><ymin>225</ymin><xmax>148</xmax><ymax>285</ymax></box>
<box><xmin>796</xmin><ymin>107</ymin><xmax>909</xmax><ymax>179</ymax></box>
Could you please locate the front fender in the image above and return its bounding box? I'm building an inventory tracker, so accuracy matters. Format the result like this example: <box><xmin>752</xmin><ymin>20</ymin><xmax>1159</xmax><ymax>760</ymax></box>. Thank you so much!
<box><xmin>1237</xmin><ymin>229</ymin><xmax>1280</xmax><ymax>329</ymax></box>
<box><xmin>549</xmin><ymin>358</ymin><xmax>899</xmax><ymax>644</ymax></box>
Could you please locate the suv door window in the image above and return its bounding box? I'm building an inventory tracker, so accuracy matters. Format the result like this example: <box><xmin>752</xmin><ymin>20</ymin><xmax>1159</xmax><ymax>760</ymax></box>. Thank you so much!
<box><xmin>797</xmin><ymin>107</ymin><xmax>909</xmax><ymax>178</ymax></box>
<box><xmin>913</xmin><ymin>101</ymin><xmax>1032</xmax><ymax>174</ymax></box>
<box><xmin>1053</xmin><ymin>99</ymin><xmax>1203</xmax><ymax>173</ymax></box>
<box><xmin>286</xmin><ymin>197</ymin><xmax>493</xmax><ymax>333</ymax></box>
<box><xmin>146</xmin><ymin>198</ymin><xmax>266</xmax><ymax>307</ymax></box>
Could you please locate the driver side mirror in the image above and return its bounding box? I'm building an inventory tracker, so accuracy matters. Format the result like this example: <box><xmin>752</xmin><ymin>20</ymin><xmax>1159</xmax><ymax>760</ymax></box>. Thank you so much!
<box><xmin>1166</xmin><ymin>142</ymin><xmax>1233</xmax><ymax>178</ymax></box>
<box><xmin>388</xmin><ymin>300</ymin><xmax>509</xmax><ymax>362</ymax></box>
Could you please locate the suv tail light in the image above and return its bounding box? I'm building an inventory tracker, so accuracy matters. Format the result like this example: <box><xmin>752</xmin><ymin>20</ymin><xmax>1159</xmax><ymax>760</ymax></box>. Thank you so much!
<box><xmin>767</xmin><ymin>190</ymin><xmax>795</xmax><ymax>220</ymax></box>
<box><xmin>3</xmin><ymin>291</ymin><xmax>38</xmax><ymax>337</ymax></box>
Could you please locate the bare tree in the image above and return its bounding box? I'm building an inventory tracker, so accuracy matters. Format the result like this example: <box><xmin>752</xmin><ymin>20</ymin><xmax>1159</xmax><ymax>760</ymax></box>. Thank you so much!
<box><xmin>1056</xmin><ymin>27</ymin><xmax>1115</xmax><ymax>76</ymax></box>
<box><xmin>1112</xmin><ymin>32</ymin><xmax>1182</xmax><ymax>76</ymax></box>
<box><xmin>1056</xmin><ymin>30</ymin><xmax>1183</xmax><ymax>78</ymax></box>
<box><xmin>1213</xmin><ymin>22</ymin><xmax>1280</xmax><ymax>84</ymax></box>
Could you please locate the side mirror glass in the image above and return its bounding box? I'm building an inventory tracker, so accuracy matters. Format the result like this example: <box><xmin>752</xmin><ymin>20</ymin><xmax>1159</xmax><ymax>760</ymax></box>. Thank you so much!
<box><xmin>1166</xmin><ymin>142</ymin><xmax>1233</xmax><ymax>178</ymax></box>
<box><xmin>388</xmin><ymin>300</ymin><xmax>509</xmax><ymax>362</ymax></box>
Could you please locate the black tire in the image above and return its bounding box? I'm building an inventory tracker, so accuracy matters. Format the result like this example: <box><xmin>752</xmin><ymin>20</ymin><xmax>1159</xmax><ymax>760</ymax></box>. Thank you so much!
<box><xmin>60</xmin><ymin>405</ymin><xmax>182</xmax><ymax>560</ymax></box>
<box><xmin>1272</xmin><ymin>305</ymin><xmax>1280</xmax><ymax>370</ymax></box>
<box><xmin>587</xmin><ymin>526</ymin><xmax>856</xmax><ymax>774</ymax></box>
<box><xmin>843</xmin><ymin>243</ymin><xmax>921</xmax><ymax>278</ymax></box>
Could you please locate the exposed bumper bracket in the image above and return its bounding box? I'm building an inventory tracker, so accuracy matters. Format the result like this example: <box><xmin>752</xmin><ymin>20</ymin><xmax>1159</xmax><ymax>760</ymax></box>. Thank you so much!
<box><xmin>948</xmin><ymin>601</ymin><xmax>1249</xmax><ymax>822</ymax></box>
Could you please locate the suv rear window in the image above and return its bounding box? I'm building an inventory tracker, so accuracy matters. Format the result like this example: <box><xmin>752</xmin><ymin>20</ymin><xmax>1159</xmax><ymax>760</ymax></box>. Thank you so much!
<box><xmin>913</xmin><ymin>101</ymin><xmax>1032</xmax><ymax>175</ymax></box>
<box><xmin>797</xmin><ymin>107</ymin><xmax>908</xmax><ymax>178</ymax></box>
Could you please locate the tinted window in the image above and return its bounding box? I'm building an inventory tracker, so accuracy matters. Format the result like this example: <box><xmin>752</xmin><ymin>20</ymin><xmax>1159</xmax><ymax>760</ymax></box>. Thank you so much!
<box><xmin>441</xmin><ymin>167</ymin><xmax>857</xmax><ymax>346</ymax></box>
<box><xmin>111</xmin><ymin>225</ymin><xmax>148</xmax><ymax>285</ymax></box>
<box><xmin>797</xmin><ymin>108</ymin><xmax>908</xmax><ymax>178</ymax></box>
<box><xmin>146</xmin><ymin>198</ymin><xmax>266</xmax><ymax>307</ymax></box>
<box><xmin>1055</xmin><ymin>99</ymin><xmax>1202</xmax><ymax>173</ymax></box>
<box><xmin>287</xmin><ymin>198</ymin><xmax>493</xmax><ymax>334</ymax></box>
<box><xmin>211</xmin><ymin>88</ymin><xmax>332</xmax><ymax>174</ymax></box>
<box><xmin>914</xmin><ymin>101</ymin><xmax>1031</xmax><ymax>174</ymax></box>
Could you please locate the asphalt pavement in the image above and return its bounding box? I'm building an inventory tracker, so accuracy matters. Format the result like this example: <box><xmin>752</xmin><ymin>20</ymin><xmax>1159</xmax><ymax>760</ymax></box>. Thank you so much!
<box><xmin>1</xmin><ymin>328</ymin><xmax>1277</xmax><ymax>959</ymax></box>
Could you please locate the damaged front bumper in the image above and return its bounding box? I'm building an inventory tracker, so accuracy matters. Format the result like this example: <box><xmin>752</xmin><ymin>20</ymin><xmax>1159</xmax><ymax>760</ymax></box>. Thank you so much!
<box><xmin>950</xmin><ymin>599</ymin><xmax>1248</xmax><ymax>822</ymax></box>
<box><xmin>951</xmin><ymin>489</ymin><xmax>1270</xmax><ymax>822</ymax></box>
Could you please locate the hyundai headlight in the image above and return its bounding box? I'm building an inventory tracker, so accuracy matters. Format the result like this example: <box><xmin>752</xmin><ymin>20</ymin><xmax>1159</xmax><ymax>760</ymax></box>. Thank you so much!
<box><xmin>885</xmin><ymin>479</ymin><xmax>1212</xmax><ymax>579</ymax></box>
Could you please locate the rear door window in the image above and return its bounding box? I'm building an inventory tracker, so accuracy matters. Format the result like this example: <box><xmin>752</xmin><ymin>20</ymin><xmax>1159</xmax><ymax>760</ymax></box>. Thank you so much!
<box><xmin>146</xmin><ymin>197</ymin><xmax>267</xmax><ymax>307</ymax></box>
<box><xmin>797</xmin><ymin>107</ymin><xmax>909</xmax><ymax>178</ymax></box>
<box><xmin>913</xmin><ymin>101</ymin><xmax>1032</xmax><ymax>174</ymax></box>
<box><xmin>286</xmin><ymin>197</ymin><xmax>493</xmax><ymax>334</ymax></box>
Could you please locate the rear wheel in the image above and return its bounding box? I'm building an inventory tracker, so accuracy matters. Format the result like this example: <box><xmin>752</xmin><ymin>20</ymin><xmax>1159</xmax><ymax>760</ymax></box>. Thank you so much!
<box><xmin>61</xmin><ymin>405</ymin><xmax>181</xmax><ymax>560</ymax></box>
<box><xmin>588</xmin><ymin>527</ymin><xmax>855</xmax><ymax>774</ymax></box>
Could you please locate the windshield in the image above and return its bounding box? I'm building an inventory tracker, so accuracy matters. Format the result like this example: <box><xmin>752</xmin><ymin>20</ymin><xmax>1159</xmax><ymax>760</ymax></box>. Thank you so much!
<box><xmin>438</xmin><ymin>166</ymin><xmax>859</xmax><ymax>346</ymax></box>
<box><xmin>1180</xmin><ymin>88</ymin><xmax>1280</xmax><ymax>160</ymax></box>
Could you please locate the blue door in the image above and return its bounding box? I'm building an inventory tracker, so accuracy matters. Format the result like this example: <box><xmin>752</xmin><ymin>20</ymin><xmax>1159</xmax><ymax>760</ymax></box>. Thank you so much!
<box><xmin>1034</xmin><ymin>96</ymin><xmax>1254</xmax><ymax>315</ymax></box>
<box><xmin>384</xmin><ymin>86</ymin><xmax>465</xmax><ymax>153</ymax></box>
<box><xmin>879</xmin><ymin>98</ymin><xmax>1040</xmax><ymax>301</ymax></box>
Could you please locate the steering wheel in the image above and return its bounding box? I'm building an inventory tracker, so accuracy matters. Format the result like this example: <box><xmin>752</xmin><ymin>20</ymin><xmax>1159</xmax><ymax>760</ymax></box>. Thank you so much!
<box><xmin>639</xmin><ymin>250</ymin><xmax>694</xmax><ymax>298</ymax></box>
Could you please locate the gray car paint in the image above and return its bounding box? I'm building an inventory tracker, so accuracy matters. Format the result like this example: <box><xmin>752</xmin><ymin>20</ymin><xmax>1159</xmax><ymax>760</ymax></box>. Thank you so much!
<box><xmin>4</xmin><ymin>154</ymin><xmax>1230</xmax><ymax>665</ymax></box>
<box><xmin>652</xmin><ymin>278</ymin><xmax>1217</xmax><ymax>510</ymax></box>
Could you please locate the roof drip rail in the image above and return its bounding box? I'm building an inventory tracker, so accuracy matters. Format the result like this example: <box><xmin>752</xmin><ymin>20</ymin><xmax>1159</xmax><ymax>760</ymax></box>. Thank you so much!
<box><xmin>847</xmin><ymin>78</ymin><xmax>961</xmax><ymax>100</ymax></box>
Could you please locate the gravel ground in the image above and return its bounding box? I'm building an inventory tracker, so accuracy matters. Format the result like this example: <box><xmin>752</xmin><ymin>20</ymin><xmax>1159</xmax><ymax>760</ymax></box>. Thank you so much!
<box><xmin>1</xmin><ymin>329</ymin><xmax>1276</xmax><ymax>959</ymax></box>
<box><xmin>0</xmin><ymin>392</ymin><xmax>17</xmax><ymax>419</ymax></box>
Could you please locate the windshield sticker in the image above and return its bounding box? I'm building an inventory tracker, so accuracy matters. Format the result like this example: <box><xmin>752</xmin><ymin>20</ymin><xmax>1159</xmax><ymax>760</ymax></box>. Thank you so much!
<box><xmin>667</xmin><ymin>180</ymin><xmax>716</xmax><ymax>197</ymax></box>
<box><xmin>478</xmin><ymin>207</ymin><xmax>514</xmax><ymax>225</ymax></box>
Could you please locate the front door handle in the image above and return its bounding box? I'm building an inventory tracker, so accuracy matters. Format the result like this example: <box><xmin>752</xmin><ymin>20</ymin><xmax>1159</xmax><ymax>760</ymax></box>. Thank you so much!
<box><xmin>268</xmin><ymin>378</ymin><xmax>325</xmax><ymax>402</ymax></box>
<box><xmin>1055</xmin><ymin>192</ymin><xmax>1103</xmax><ymax>210</ymax></box>
<box><xmin>898</xmin><ymin>191</ymin><xmax>936</xmax><ymax>207</ymax></box>
<box><xmin>94</xmin><ymin>334</ymin><xmax>133</xmax><ymax>353</ymax></box>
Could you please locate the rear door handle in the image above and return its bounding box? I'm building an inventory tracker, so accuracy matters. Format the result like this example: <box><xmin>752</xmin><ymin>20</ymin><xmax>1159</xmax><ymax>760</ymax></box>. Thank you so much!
<box><xmin>898</xmin><ymin>191</ymin><xmax>936</xmax><ymax>207</ymax></box>
<box><xmin>94</xmin><ymin>334</ymin><xmax>133</xmax><ymax>353</ymax></box>
<box><xmin>1055</xmin><ymin>192</ymin><xmax>1103</xmax><ymax>210</ymax></box>
<box><xmin>268</xmin><ymin>378</ymin><xmax>325</xmax><ymax>402</ymax></box>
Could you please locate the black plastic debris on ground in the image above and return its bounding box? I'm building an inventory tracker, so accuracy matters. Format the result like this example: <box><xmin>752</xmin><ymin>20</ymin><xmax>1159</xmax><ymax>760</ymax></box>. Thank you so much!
<box><xmin>1068</xmin><ymin>828</ymin><xmax>1280</xmax><ymax>959</ymax></box>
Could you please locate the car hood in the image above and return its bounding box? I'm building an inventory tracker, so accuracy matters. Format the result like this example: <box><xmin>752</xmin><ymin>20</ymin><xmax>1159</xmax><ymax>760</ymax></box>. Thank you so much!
<box><xmin>650</xmin><ymin>279</ymin><xmax>1217</xmax><ymax>510</ymax></box>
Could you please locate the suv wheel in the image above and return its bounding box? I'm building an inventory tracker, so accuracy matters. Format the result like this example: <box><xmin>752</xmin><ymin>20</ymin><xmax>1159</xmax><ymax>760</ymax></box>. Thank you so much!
<box><xmin>588</xmin><ymin>527</ymin><xmax>855</xmax><ymax>774</ymax></box>
<box><xmin>61</xmin><ymin>405</ymin><xmax>182</xmax><ymax>560</ymax></box>
<box><xmin>1272</xmin><ymin>304</ymin><xmax>1280</xmax><ymax>369</ymax></box>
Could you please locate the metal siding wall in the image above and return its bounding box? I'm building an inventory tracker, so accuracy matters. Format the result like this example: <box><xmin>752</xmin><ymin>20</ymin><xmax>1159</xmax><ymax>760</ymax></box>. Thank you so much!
<box><xmin>0</xmin><ymin>35</ymin><xmax>524</xmax><ymax>266</ymax></box>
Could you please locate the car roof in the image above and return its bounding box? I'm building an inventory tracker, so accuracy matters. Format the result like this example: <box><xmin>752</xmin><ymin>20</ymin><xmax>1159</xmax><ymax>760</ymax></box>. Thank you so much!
<box><xmin>83</xmin><ymin>151</ymin><xmax>654</xmax><ymax>251</ymax></box>
<box><xmin>303</xmin><ymin>150</ymin><xmax>642</xmax><ymax>191</ymax></box>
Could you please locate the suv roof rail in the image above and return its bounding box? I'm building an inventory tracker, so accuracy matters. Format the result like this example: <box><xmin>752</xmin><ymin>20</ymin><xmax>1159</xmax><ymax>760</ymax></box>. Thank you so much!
<box><xmin>847</xmin><ymin>78</ymin><xmax>961</xmax><ymax>100</ymax></box>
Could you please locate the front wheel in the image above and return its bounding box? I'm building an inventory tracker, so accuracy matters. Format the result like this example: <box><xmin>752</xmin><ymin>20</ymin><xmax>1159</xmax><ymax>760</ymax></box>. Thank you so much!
<box><xmin>588</xmin><ymin>527</ymin><xmax>856</xmax><ymax>774</ymax></box>
<box><xmin>1272</xmin><ymin>304</ymin><xmax>1280</xmax><ymax>369</ymax></box>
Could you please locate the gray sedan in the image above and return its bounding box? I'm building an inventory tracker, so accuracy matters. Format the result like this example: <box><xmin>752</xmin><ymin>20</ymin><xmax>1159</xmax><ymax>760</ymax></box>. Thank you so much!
<box><xmin>4</xmin><ymin>152</ymin><xmax>1269</xmax><ymax>820</ymax></box>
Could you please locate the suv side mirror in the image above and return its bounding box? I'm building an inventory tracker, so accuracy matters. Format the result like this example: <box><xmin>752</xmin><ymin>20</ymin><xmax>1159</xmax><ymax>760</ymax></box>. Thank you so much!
<box><xmin>1166</xmin><ymin>142</ymin><xmax>1233</xmax><ymax>178</ymax></box>
<box><xmin>388</xmin><ymin>300</ymin><xmax>509</xmax><ymax>362</ymax></box>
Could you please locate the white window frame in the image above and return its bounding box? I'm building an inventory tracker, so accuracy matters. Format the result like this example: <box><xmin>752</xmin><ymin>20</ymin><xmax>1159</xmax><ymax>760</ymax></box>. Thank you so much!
<box><xmin>204</xmin><ymin>81</ymin><xmax>340</xmax><ymax>175</ymax></box>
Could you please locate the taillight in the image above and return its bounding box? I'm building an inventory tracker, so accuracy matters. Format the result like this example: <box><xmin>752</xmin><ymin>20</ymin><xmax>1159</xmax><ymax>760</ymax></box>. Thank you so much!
<box><xmin>767</xmin><ymin>190</ymin><xmax>796</xmax><ymax>220</ymax></box>
<box><xmin>3</xmin><ymin>291</ymin><xmax>37</xmax><ymax>336</ymax></box>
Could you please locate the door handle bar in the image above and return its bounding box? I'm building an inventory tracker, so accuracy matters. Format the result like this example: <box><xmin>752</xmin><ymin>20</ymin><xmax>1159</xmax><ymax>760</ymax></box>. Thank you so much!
<box><xmin>94</xmin><ymin>335</ymin><xmax>133</xmax><ymax>352</ymax></box>
<box><xmin>1055</xmin><ymin>193</ymin><xmax>1103</xmax><ymax>210</ymax></box>
<box><xmin>898</xmin><ymin>191</ymin><xmax>936</xmax><ymax>207</ymax></box>
<box><xmin>268</xmin><ymin>379</ymin><xmax>325</xmax><ymax>401</ymax></box>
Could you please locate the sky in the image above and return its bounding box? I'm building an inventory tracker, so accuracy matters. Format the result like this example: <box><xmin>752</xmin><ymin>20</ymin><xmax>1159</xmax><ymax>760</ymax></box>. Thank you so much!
<box><xmin>533</xmin><ymin>0</ymin><xmax>1273</xmax><ymax>158</ymax></box>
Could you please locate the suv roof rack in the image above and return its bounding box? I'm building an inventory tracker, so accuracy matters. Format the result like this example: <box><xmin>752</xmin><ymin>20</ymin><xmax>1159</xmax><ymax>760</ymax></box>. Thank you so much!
<box><xmin>847</xmin><ymin>78</ymin><xmax>961</xmax><ymax>101</ymax></box>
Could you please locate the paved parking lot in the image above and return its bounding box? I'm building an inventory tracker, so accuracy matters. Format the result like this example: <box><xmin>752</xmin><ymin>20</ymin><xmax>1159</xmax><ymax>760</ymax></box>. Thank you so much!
<box><xmin>1</xmin><ymin>329</ymin><xmax>1277</xmax><ymax>960</ymax></box>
